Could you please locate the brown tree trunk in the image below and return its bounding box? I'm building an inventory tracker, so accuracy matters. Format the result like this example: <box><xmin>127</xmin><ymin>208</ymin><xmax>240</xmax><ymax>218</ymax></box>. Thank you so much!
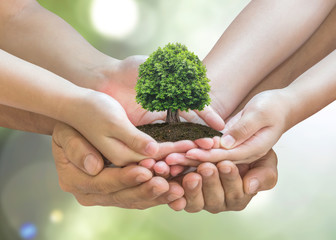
<box><xmin>166</xmin><ymin>109</ymin><xmax>180</xmax><ymax>123</ymax></box>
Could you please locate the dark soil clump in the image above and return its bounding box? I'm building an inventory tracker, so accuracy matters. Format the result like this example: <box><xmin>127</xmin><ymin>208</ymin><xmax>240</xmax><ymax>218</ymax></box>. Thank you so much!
<box><xmin>137</xmin><ymin>122</ymin><xmax>222</xmax><ymax>142</ymax></box>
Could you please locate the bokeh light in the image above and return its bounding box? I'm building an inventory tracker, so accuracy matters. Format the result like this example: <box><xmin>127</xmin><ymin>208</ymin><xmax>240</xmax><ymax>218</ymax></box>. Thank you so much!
<box><xmin>90</xmin><ymin>0</ymin><xmax>139</xmax><ymax>39</ymax></box>
<box><xmin>49</xmin><ymin>210</ymin><xmax>64</xmax><ymax>224</ymax></box>
<box><xmin>19</xmin><ymin>223</ymin><xmax>37</xmax><ymax>240</ymax></box>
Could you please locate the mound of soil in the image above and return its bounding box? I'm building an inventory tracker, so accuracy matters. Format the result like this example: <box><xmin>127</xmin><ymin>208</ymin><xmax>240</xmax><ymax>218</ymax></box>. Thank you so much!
<box><xmin>137</xmin><ymin>122</ymin><xmax>222</xmax><ymax>142</ymax></box>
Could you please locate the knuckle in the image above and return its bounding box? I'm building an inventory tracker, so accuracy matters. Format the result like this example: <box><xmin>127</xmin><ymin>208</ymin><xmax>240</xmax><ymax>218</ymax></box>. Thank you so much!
<box><xmin>58</xmin><ymin>180</ymin><xmax>72</xmax><ymax>193</ymax></box>
<box><xmin>205</xmin><ymin>206</ymin><xmax>222</xmax><ymax>214</ymax></box>
<box><xmin>267</xmin><ymin>170</ymin><xmax>278</xmax><ymax>190</ymax></box>
<box><xmin>185</xmin><ymin>206</ymin><xmax>203</xmax><ymax>213</ymax></box>
<box><xmin>235</xmin><ymin>122</ymin><xmax>250</xmax><ymax>139</ymax></box>
<box><xmin>226</xmin><ymin>192</ymin><xmax>245</xmax><ymax>202</ymax></box>
<box><xmin>231</xmin><ymin>204</ymin><xmax>247</xmax><ymax>211</ymax></box>
<box><xmin>76</xmin><ymin>197</ymin><xmax>95</xmax><ymax>207</ymax></box>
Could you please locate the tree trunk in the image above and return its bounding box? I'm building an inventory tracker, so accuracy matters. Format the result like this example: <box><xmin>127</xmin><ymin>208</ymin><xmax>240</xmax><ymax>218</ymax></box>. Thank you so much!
<box><xmin>166</xmin><ymin>109</ymin><xmax>180</xmax><ymax>123</ymax></box>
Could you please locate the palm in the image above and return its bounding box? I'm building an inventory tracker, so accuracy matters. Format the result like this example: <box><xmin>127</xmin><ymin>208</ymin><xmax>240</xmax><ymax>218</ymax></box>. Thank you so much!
<box><xmin>105</xmin><ymin>56</ymin><xmax>165</xmax><ymax>126</ymax></box>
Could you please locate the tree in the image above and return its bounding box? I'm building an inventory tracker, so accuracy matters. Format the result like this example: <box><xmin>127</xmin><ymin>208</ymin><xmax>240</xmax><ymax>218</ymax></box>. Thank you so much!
<box><xmin>136</xmin><ymin>43</ymin><xmax>211</xmax><ymax>123</ymax></box>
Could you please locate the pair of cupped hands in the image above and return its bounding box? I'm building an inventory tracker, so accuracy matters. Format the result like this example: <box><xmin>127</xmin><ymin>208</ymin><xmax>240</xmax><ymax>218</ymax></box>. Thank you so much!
<box><xmin>52</xmin><ymin>55</ymin><xmax>278</xmax><ymax>213</ymax></box>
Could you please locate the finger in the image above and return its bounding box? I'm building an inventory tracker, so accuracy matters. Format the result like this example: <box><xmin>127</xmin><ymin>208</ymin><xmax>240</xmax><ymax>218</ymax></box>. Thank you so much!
<box><xmin>179</xmin><ymin>109</ymin><xmax>206</xmax><ymax>125</ymax></box>
<box><xmin>185</xmin><ymin>148</ymin><xmax>228</xmax><ymax>163</ymax></box>
<box><xmin>58</xmin><ymin>162</ymin><xmax>153</xmax><ymax>194</ymax></box>
<box><xmin>194</xmin><ymin>138</ymin><xmax>215</xmax><ymax>150</ymax></box>
<box><xmin>220</xmin><ymin>110</ymin><xmax>264</xmax><ymax>149</ymax></box>
<box><xmin>186</xmin><ymin>128</ymin><xmax>273</xmax><ymax>164</ymax></box>
<box><xmin>153</xmin><ymin>161</ymin><xmax>171</xmax><ymax>179</ymax></box>
<box><xmin>197</xmin><ymin>163</ymin><xmax>224</xmax><ymax>214</ymax></box>
<box><xmin>182</xmin><ymin>172</ymin><xmax>204</xmax><ymax>213</ymax></box>
<box><xmin>168</xmin><ymin>197</ymin><xmax>187</xmax><ymax>211</ymax></box>
<box><xmin>104</xmin><ymin>139</ymin><xmax>198</xmax><ymax>167</ymax></box>
<box><xmin>156</xmin><ymin>181</ymin><xmax>185</xmax><ymax>204</ymax></box>
<box><xmin>170</xmin><ymin>165</ymin><xmax>186</xmax><ymax>177</ymax></box>
<box><xmin>113</xmin><ymin>114</ymin><xmax>160</xmax><ymax>157</ymax></box>
<box><xmin>52</xmin><ymin>123</ymin><xmax>104</xmax><ymax>176</ymax></box>
<box><xmin>165</xmin><ymin>153</ymin><xmax>201</xmax><ymax>166</ymax></box>
<box><xmin>101</xmin><ymin>136</ymin><xmax>149</xmax><ymax>166</ymax></box>
<box><xmin>219</xmin><ymin>128</ymin><xmax>277</xmax><ymax>164</ymax></box>
<box><xmin>213</xmin><ymin>136</ymin><xmax>221</xmax><ymax>149</ymax></box>
<box><xmin>243</xmin><ymin>150</ymin><xmax>278</xmax><ymax>195</ymax></box>
<box><xmin>154</xmin><ymin>140</ymin><xmax>197</xmax><ymax>160</ymax></box>
<box><xmin>76</xmin><ymin>176</ymin><xmax>170</xmax><ymax>208</ymax></box>
<box><xmin>139</xmin><ymin>158</ymin><xmax>156</xmax><ymax>171</ymax></box>
<box><xmin>217</xmin><ymin>161</ymin><xmax>251</xmax><ymax>211</ymax></box>
<box><xmin>194</xmin><ymin>106</ymin><xmax>225</xmax><ymax>131</ymax></box>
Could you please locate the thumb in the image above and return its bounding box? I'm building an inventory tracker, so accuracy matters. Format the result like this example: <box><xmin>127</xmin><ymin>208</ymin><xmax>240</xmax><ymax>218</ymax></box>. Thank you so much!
<box><xmin>53</xmin><ymin>123</ymin><xmax>104</xmax><ymax>176</ymax></box>
<box><xmin>220</xmin><ymin>110</ymin><xmax>263</xmax><ymax>149</ymax></box>
<box><xmin>242</xmin><ymin>150</ymin><xmax>278</xmax><ymax>194</ymax></box>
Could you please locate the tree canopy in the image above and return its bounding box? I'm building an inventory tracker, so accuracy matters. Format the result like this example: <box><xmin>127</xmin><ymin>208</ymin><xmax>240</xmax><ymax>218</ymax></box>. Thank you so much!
<box><xmin>136</xmin><ymin>43</ymin><xmax>211</xmax><ymax>114</ymax></box>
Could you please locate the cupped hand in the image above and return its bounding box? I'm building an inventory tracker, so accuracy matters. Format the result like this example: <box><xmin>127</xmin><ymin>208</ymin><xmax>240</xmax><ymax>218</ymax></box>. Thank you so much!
<box><xmin>52</xmin><ymin>123</ymin><xmax>185</xmax><ymax>209</ymax></box>
<box><xmin>182</xmin><ymin>90</ymin><xmax>289</xmax><ymax>164</ymax></box>
<box><xmin>100</xmin><ymin>55</ymin><xmax>225</xmax><ymax>130</ymax></box>
<box><xmin>168</xmin><ymin>150</ymin><xmax>278</xmax><ymax>213</ymax></box>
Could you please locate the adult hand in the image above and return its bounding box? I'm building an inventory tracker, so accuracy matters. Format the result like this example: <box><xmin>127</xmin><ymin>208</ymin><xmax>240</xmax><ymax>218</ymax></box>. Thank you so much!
<box><xmin>52</xmin><ymin>123</ymin><xmax>185</xmax><ymax>209</ymax></box>
<box><xmin>168</xmin><ymin>150</ymin><xmax>278</xmax><ymax>213</ymax></box>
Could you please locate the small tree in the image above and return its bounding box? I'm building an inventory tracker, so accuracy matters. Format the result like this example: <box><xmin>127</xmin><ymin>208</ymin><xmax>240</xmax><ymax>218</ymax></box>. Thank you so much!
<box><xmin>136</xmin><ymin>43</ymin><xmax>211</xmax><ymax>123</ymax></box>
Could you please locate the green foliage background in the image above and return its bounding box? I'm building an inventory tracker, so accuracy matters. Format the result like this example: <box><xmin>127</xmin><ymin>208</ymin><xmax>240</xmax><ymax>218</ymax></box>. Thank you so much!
<box><xmin>1</xmin><ymin>1</ymin><xmax>336</xmax><ymax>240</ymax></box>
<box><xmin>136</xmin><ymin>43</ymin><xmax>210</xmax><ymax>112</ymax></box>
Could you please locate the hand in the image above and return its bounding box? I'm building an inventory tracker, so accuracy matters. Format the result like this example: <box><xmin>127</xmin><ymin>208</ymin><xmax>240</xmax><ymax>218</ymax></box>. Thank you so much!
<box><xmin>184</xmin><ymin>90</ymin><xmax>290</xmax><ymax>164</ymax></box>
<box><xmin>100</xmin><ymin>55</ymin><xmax>225</xmax><ymax>130</ymax></box>
<box><xmin>61</xmin><ymin>89</ymin><xmax>159</xmax><ymax>166</ymax></box>
<box><xmin>168</xmin><ymin>150</ymin><xmax>278</xmax><ymax>213</ymax></box>
<box><xmin>51</xmin><ymin>123</ymin><xmax>185</xmax><ymax>209</ymax></box>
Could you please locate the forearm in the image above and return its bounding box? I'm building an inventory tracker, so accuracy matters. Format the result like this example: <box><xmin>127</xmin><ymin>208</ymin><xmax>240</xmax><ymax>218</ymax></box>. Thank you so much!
<box><xmin>284</xmin><ymin>50</ymin><xmax>336</xmax><ymax>130</ymax></box>
<box><xmin>0</xmin><ymin>0</ymin><xmax>118</xmax><ymax>90</ymax></box>
<box><xmin>230</xmin><ymin>6</ymin><xmax>336</xmax><ymax>118</ymax></box>
<box><xmin>0</xmin><ymin>49</ymin><xmax>87</xmax><ymax>122</ymax></box>
<box><xmin>205</xmin><ymin>0</ymin><xmax>335</xmax><ymax>118</ymax></box>
<box><xmin>0</xmin><ymin>104</ymin><xmax>56</xmax><ymax>135</ymax></box>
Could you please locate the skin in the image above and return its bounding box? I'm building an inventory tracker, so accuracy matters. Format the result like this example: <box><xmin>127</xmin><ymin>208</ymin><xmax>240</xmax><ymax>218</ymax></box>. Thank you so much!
<box><xmin>165</xmin><ymin>6</ymin><xmax>336</xmax><ymax>212</ymax></box>
<box><xmin>0</xmin><ymin>0</ymin><xmax>224</xmax><ymax>210</ymax></box>
<box><xmin>203</xmin><ymin>0</ymin><xmax>336</xmax><ymax>119</ymax></box>
<box><xmin>181</xmin><ymin>6</ymin><xmax>336</xmax><ymax>166</ymax></box>
<box><xmin>3</xmin><ymin>1</ymin><xmax>331</xmax><ymax>211</ymax></box>
<box><xmin>52</xmin><ymin>123</ymin><xmax>185</xmax><ymax>209</ymax></box>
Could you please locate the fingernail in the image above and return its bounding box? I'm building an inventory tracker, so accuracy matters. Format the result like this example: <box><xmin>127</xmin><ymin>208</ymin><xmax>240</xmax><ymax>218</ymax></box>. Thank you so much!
<box><xmin>249</xmin><ymin>179</ymin><xmax>259</xmax><ymax>194</ymax></box>
<box><xmin>187</xmin><ymin>180</ymin><xmax>199</xmax><ymax>190</ymax></box>
<box><xmin>135</xmin><ymin>174</ymin><xmax>149</xmax><ymax>183</ymax></box>
<box><xmin>84</xmin><ymin>154</ymin><xmax>98</xmax><ymax>175</ymax></box>
<box><xmin>220</xmin><ymin>135</ymin><xmax>235</xmax><ymax>149</ymax></box>
<box><xmin>200</xmin><ymin>169</ymin><xmax>213</xmax><ymax>177</ymax></box>
<box><xmin>145</xmin><ymin>142</ymin><xmax>158</xmax><ymax>155</ymax></box>
<box><xmin>219</xmin><ymin>166</ymin><xmax>231</xmax><ymax>174</ymax></box>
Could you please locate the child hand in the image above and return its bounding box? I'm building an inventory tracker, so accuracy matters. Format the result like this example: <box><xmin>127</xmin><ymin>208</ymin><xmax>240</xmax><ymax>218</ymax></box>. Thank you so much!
<box><xmin>173</xmin><ymin>90</ymin><xmax>290</xmax><ymax>164</ymax></box>
<box><xmin>101</xmin><ymin>55</ymin><xmax>225</xmax><ymax>131</ymax></box>
<box><xmin>60</xmin><ymin>89</ymin><xmax>162</xmax><ymax>166</ymax></box>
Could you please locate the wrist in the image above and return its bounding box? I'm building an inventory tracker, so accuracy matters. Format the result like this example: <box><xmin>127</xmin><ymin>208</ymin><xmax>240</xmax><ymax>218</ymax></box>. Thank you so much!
<box><xmin>78</xmin><ymin>56</ymin><xmax>121</xmax><ymax>92</ymax></box>
<box><xmin>56</xmin><ymin>86</ymin><xmax>95</xmax><ymax>125</ymax></box>
<box><xmin>274</xmin><ymin>88</ymin><xmax>298</xmax><ymax>132</ymax></box>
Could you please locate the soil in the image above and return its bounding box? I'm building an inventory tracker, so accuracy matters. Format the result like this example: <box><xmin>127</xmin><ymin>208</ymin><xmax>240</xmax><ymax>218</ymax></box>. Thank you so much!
<box><xmin>137</xmin><ymin>122</ymin><xmax>223</xmax><ymax>142</ymax></box>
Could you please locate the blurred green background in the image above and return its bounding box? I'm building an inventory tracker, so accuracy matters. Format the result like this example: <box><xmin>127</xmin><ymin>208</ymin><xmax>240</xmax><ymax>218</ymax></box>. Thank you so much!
<box><xmin>1</xmin><ymin>0</ymin><xmax>336</xmax><ymax>239</ymax></box>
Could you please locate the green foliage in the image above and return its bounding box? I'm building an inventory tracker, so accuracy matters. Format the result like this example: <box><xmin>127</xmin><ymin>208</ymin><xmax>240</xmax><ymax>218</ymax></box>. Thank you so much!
<box><xmin>136</xmin><ymin>43</ymin><xmax>211</xmax><ymax>112</ymax></box>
